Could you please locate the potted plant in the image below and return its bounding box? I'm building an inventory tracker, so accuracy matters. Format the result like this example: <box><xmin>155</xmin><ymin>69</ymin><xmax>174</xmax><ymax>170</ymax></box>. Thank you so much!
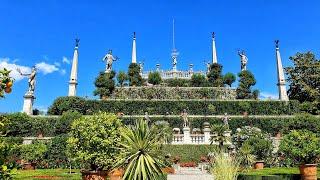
<box><xmin>279</xmin><ymin>130</ymin><xmax>320</xmax><ymax>179</ymax></box>
<box><xmin>67</xmin><ymin>112</ymin><xmax>123</xmax><ymax>180</ymax></box>
<box><xmin>19</xmin><ymin>141</ymin><xmax>47</xmax><ymax>170</ymax></box>
<box><xmin>244</xmin><ymin>136</ymin><xmax>272</xmax><ymax>169</ymax></box>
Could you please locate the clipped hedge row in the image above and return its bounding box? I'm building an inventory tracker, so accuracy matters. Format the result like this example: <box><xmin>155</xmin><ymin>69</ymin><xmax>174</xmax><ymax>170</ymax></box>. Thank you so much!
<box><xmin>111</xmin><ymin>87</ymin><xmax>236</xmax><ymax>100</ymax></box>
<box><xmin>4</xmin><ymin>112</ymin><xmax>319</xmax><ymax>137</ymax></box>
<box><xmin>48</xmin><ymin>96</ymin><xmax>300</xmax><ymax>115</ymax></box>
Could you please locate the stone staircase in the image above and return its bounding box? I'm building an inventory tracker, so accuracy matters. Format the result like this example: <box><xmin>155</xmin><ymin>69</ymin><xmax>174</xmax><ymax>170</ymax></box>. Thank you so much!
<box><xmin>167</xmin><ymin>167</ymin><xmax>213</xmax><ymax>180</ymax></box>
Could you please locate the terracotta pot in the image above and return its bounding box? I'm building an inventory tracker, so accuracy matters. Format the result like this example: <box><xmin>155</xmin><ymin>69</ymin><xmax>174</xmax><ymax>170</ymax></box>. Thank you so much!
<box><xmin>299</xmin><ymin>164</ymin><xmax>317</xmax><ymax>180</ymax></box>
<box><xmin>108</xmin><ymin>169</ymin><xmax>123</xmax><ymax>180</ymax></box>
<box><xmin>81</xmin><ymin>170</ymin><xmax>108</xmax><ymax>180</ymax></box>
<box><xmin>161</xmin><ymin>167</ymin><xmax>175</xmax><ymax>174</ymax></box>
<box><xmin>23</xmin><ymin>162</ymin><xmax>35</xmax><ymax>170</ymax></box>
<box><xmin>254</xmin><ymin>161</ymin><xmax>264</xmax><ymax>169</ymax></box>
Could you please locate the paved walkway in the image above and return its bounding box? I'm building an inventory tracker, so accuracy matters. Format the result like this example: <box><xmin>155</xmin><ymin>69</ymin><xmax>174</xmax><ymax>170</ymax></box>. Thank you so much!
<box><xmin>167</xmin><ymin>167</ymin><xmax>213</xmax><ymax>180</ymax></box>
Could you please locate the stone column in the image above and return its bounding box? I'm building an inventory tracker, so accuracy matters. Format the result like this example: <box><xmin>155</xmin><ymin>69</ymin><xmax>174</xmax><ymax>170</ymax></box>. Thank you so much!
<box><xmin>132</xmin><ymin>32</ymin><xmax>137</xmax><ymax>64</ymax></box>
<box><xmin>223</xmin><ymin>130</ymin><xmax>232</xmax><ymax>146</ymax></box>
<box><xmin>212</xmin><ymin>32</ymin><xmax>218</xmax><ymax>64</ymax></box>
<box><xmin>23</xmin><ymin>94</ymin><xmax>35</xmax><ymax>115</ymax></box>
<box><xmin>68</xmin><ymin>39</ymin><xmax>79</xmax><ymax>96</ymax></box>
<box><xmin>275</xmin><ymin>40</ymin><xmax>289</xmax><ymax>101</ymax></box>
<box><xmin>203</xmin><ymin>122</ymin><xmax>211</xmax><ymax>144</ymax></box>
<box><xmin>183</xmin><ymin>127</ymin><xmax>191</xmax><ymax>144</ymax></box>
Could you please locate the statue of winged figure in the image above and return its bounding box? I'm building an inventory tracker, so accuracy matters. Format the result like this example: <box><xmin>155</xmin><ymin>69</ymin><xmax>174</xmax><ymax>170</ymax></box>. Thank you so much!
<box><xmin>238</xmin><ymin>50</ymin><xmax>248</xmax><ymax>71</ymax></box>
<box><xmin>102</xmin><ymin>50</ymin><xmax>119</xmax><ymax>73</ymax></box>
<box><xmin>17</xmin><ymin>66</ymin><xmax>37</xmax><ymax>95</ymax></box>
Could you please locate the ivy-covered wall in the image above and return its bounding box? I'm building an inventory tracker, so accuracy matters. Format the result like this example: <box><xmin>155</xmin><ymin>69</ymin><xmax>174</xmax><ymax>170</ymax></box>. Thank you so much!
<box><xmin>110</xmin><ymin>87</ymin><xmax>236</xmax><ymax>100</ymax></box>
<box><xmin>48</xmin><ymin>96</ymin><xmax>300</xmax><ymax>116</ymax></box>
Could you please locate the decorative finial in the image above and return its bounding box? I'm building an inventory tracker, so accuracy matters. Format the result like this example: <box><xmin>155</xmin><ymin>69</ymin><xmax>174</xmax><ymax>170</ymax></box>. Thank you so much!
<box><xmin>133</xmin><ymin>32</ymin><xmax>136</xmax><ymax>39</ymax></box>
<box><xmin>75</xmin><ymin>38</ymin><xmax>80</xmax><ymax>47</ymax></box>
<box><xmin>212</xmin><ymin>32</ymin><xmax>215</xmax><ymax>38</ymax></box>
<box><xmin>275</xmin><ymin>40</ymin><xmax>279</xmax><ymax>48</ymax></box>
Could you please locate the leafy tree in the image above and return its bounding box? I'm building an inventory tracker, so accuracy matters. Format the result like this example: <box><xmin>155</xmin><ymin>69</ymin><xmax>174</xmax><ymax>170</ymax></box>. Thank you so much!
<box><xmin>94</xmin><ymin>71</ymin><xmax>115</xmax><ymax>99</ymax></box>
<box><xmin>191</xmin><ymin>73</ymin><xmax>207</xmax><ymax>87</ymax></box>
<box><xmin>19</xmin><ymin>141</ymin><xmax>47</xmax><ymax>164</ymax></box>
<box><xmin>243</xmin><ymin>136</ymin><xmax>272</xmax><ymax>161</ymax></box>
<box><xmin>207</xmin><ymin>63</ymin><xmax>223</xmax><ymax>87</ymax></box>
<box><xmin>236</xmin><ymin>70</ymin><xmax>257</xmax><ymax>99</ymax></box>
<box><xmin>54</xmin><ymin>110</ymin><xmax>82</xmax><ymax>134</ymax></box>
<box><xmin>0</xmin><ymin>68</ymin><xmax>14</xmax><ymax>98</ymax></box>
<box><xmin>252</xmin><ymin>89</ymin><xmax>260</xmax><ymax>100</ymax></box>
<box><xmin>223</xmin><ymin>72</ymin><xmax>236</xmax><ymax>87</ymax></box>
<box><xmin>148</xmin><ymin>72</ymin><xmax>162</xmax><ymax>85</ymax></box>
<box><xmin>285</xmin><ymin>52</ymin><xmax>320</xmax><ymax>114</ymax></box>
<box><xmin>67</xmin><ymin>112</ymin><xmax>123</xmax><ymax>171</ymax></box>
<box><xmin>117</xmin><ymin>71</ymin><xmax>128</xmax><ymax>87</ymax></box>
<box><xmin>128</xmin><ymin>63</ymin><xmax>143</xmax><ymax>86</ymax></box>
<box><xmin>117</xmin><ymin>119</ymin><xmax>164</xmax><ymax>180</ymax></box>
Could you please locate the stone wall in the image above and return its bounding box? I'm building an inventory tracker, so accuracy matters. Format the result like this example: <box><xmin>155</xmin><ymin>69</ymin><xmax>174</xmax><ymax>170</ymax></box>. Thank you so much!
<box><xmin>110</xmin><ymin>86</ymin><xmax>236</xmax><ymax>100</ymax></box>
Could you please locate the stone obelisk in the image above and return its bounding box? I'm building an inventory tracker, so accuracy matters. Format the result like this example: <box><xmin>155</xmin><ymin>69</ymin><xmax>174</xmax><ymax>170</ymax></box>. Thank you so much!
<box><xmin>132</xmin><ymin>32</ymin><xmax>137</xmax><ymax>64</ymax></box>
<box><xmin>68</xmin><ymin>39</ymin><xmax>79</xmax><ymax>96</ymax></box>
<box><xmin>275</xmin><ymin>40</ymin><xmax>289</xmax><ymax>101</ymax></box>
<box><xmin>212</xmin><ymin>32</ymin><xmax>218</xmax><ymax>64</ymax></box>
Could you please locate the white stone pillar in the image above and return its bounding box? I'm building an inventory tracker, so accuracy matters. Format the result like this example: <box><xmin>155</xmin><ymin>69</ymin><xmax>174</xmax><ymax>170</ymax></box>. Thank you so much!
<box><xmin>23</xmin><ymin>94</ymin><xmax>35</xmax><ymax>115</ymax></box>
<box><xmin>68</xmin><ymin>39</ymin><xmax>79</xmax><ymax>96</ymax></box>
<box><xmin>223</xmin><ymin>130</ymin><xmax>232</xmax><ymax>146</ymax></box>
<box><xmin>275</xmin><ymin>40</ymin><xmax>289</xmax><ymax>101</ymax></box>
<box><xmin>132</xmin><ymin>32</ymin><xmax>137</xmax><ymax>64</ymax></box>
<box><xmin>183</xmin><ymin>127</ymin><xmax>191</xmax><ymax>144</ymax></box>
<box><xmin>212</xmin><ymin>32</ymin><xmax>218</xmax><ymax>64</ymax></box>
<box><xmin>203</xmin><ymin>127</ymin><xmax>211</xmax><ymax>144</ymax></box>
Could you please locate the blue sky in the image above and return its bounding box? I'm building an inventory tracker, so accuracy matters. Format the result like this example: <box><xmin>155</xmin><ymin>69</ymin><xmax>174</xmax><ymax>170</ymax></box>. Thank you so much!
<box><xmin>0</xmin><ymin>0</ymin><xmax>319</xmax><ymax>113</ymax></box>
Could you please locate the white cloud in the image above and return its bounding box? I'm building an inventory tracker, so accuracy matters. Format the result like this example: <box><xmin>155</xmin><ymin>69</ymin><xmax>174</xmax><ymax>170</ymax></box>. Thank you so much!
<box><xmin>60</xmin><ymin>69</ymin><xmax>66</xmax><ymax>75</ymax></box>
<box><xmin>260</xmin><ymin>92</ymin><xmax>278</xmax><ymax>100</ymax></box>
<box><xmin>35</xmin><ymin>62</ymin><xmax>59</xmax><ymax>74</ymax></box>
<box><xmin>54</xmin><ymin>62</ymin><xmax>61</xmax><ymax>67</ymax></box>
<box><xmin>0</xmin><ymin>58</ymin><xmax>31</xmax><ymax>81</ymax></box>
<box><xmin>62</xmin><ymin>56</ymin><xmax>70</xmax><ymax>64</ymax></box>
<box><xmin>0</xmin><ymin>58</ymin><xmax>61</xmax><ymax>81</ymax></box>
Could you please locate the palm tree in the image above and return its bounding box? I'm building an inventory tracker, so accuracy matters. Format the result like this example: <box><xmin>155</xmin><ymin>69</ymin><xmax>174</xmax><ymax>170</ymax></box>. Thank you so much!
<box><xmin>116</xmin><ymin>119</ymin><xmax>164</xmax><ymax>180</ymax></box>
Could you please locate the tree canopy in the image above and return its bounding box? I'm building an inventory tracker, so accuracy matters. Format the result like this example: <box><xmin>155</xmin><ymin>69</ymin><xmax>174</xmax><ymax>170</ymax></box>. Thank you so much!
<box><xmin>207</xmin><ymin>63</ymin><xmax>223</xmax><ymax>87</ymax></box>
<box><xmin>128</xmin><ymin>63</ymin><xmax>143</xmax><ymax>86</ymax></box>
<box><xmin>236</xmin><ymin>70</ymin><xmax>257</xmax><ymax>99</ymax></box>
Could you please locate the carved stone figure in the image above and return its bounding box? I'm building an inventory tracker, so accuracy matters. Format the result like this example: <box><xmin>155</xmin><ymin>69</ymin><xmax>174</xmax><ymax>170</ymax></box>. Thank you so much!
<box><xmin>238</xmin><ymin>50</ymin><xmax>248</xmax><ymax>71</ymax></box>
<box><xmin>17</xmin><ymin>66</ymin><xmax>37</xmax><ymax>95</ymax></box>
<box><xmin>222</xmin><ymin>113</ymin><xmax>230</xmax><ymax>129</ymax></box>
<box><xmin>181</xmin><ymin>109</ymin><xmax>189</xmax><ymax>127</ymax></box>
<box><xmin>102</xmin><ymin>50</ymin><xmax>118</xmax><ymax>73</ymax></box>
<box><xmin>144</xmin><ymin>112</ymin><xmax>150</xmax><ymax>123</ymax></box>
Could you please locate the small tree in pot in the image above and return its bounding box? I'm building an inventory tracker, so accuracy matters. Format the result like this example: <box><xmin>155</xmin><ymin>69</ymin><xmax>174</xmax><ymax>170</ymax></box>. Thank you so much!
<box><xmin>67</xmin><ymin>112</ymin><xmax>123</xmax><ymax>180</ymax></box>
<box><xmin>279</xmin><ymin>130</ymin><xmax>320</xmax><ymax>179</ymax></box>
<box><xmin>19</xmin><ymin>141</ymin><xmax>47</xmax><ymax>170</ymax></box>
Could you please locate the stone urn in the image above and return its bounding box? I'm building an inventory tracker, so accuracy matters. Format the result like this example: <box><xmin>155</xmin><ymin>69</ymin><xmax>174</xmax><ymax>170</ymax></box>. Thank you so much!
<box><xmin>254</xmin><ymin>161</ymin><xmax>264</xmax><ymax>169</ymax></box>
<box><xmin>299</xmin><ymin>164</ymin><xmax>317</xmax><ymax>180</ymax></box>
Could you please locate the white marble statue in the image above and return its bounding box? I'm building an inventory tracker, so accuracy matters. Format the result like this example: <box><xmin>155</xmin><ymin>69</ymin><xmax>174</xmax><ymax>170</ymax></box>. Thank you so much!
<box><xmin>102</xmin><ymin>50</ymin><xmax>118</xmax><ymax>73</ymax></box>
<box><xmin>222</xmin><ymin>113</ymin><xmax>230</xmax><ymax>129</ymax></box>
<box><xmin>17</xmin><ymin>66</ymin><xmax>37</xmax><ymax>95</ymax></box>
<box><xmin>238</xmin><ymin>50</ymin><xmax>248</xmax><ymax>71</ymax></box>
<box><xmin>181</xmin><ymin>109</ymin><xmax>189</xmax><ymax>127</ymax></box>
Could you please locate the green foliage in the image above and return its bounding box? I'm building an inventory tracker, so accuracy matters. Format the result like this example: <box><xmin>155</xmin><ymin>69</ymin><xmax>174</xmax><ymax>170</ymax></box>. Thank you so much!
<box><xmin>48</xmin><ymin>97</ymin><xmax>300</xmax><ymax>116</ymax></box>
<box><xmin>252</xmin><ymin>89</ymin><xmax>260</xmax><ymax>100</ymax></box>
<box><xmin>238</xmin><ymin>143</ymin><xmax>256</xmax><ymax>169</ymax></box>
<box><xmin>163</xmin><ymin>78</ymin><xmax>191</xmax><ymax>87</ymax></box>
<box><xmin>19</xmin><ymin>141</ymin><xmax>47</xmax><ymax>163</ymax></box>
<box><xmin>94</xmin><ymin>71</ymin><xmax>116</xmax><ymax>99</ymax></box>
<box><xmin>152</xmin><ymin>121</ymin><xmax>172</xmax><ymax>144</ymax></box>
<box><xmin>117</xmin><ymin>71</ymin><xmax>128</xmax><ymax>87</ymax></box>
<box><xmin>191</xmin><ymin>73</ymin><xmax>207</xmax><ymax>87</ymax></box>
<box><xmin>210</xmin><ymin>150</ymin><xmax>240</xmax><ymax>180</ymax></box>
<box><xmin>6</xmin><ymin>113</ymin><xmax>33</xmax><ymax>137</ymax></box>
<box><xmin>223</xmin><ymin>72</ymin><xmax>236</xmax><ymax>87</ymax></box>
<box><xmin>67</xmin><ymin>112</ymin><xmax>122</xmax><ymax>171</ymax></box>
<box><xmin>44</xmin><ymin>135</ymin><xmax>70</xmax><ymax>169</ymax></box>
<box><xmin>207</xmin><ymin>63</ymin><xmax>223</xmax><ymax>87</ymax></box>
<box><xmin>279</xmin><ymin>130</ymin><xmax>320</xmax><ymax>164</ymax></box>
<box><xmin>236</xmin><ymin>70</ymin><xmax>257</xmax><ymax>99</ymax></box>
<box><xmin>161</xmin><ymin>145</ymin><xmax>216</xmax><ymax>163</ymax></box>
<box><xmin>117</xmin><ymin>120</ymin><xmax>164</xmax><ymax>180</ymax></box>
<box><xmin>210</xmin><ymin>124</ymin><xmax>229</xmax><ymax>149</ymax></box>
<box><xmin>54</xmin><ymin>110</ymin><xmax>82</xmax><ymax>135</ymax></box>
<box><xmin>148</xmin><ymin>72</ymin><xmax>162</xmax><ymax>85</ymax></box>
<box><xmin>128</xmin><ymin>63</ymin><xmax>143</xmax><ymax>86</ymax></box>
<box><xmin>244</xmin><ymin>136</ymin><xmax>272</xmax><ymax>161</ymax></box>
<box><xmin>0</xmin><ymin>68</ymin><xmax>14</xmax><ymax>98</ymax></box>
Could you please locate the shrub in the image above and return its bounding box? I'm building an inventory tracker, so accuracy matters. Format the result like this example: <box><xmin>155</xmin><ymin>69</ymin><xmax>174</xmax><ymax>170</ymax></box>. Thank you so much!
<box><xmin>243</xmin><ymin>136</ymin><xmax>273</xmax><ymax>161</ymax></box>
<box><xmin>94</xmin><ymin>71</ymin><xmax>116</xmax><ymax>99</ymax></box>
<box><xmin>236</xmin><ymin>70</ymin><xmax>257</xmax><ymax>99</ymax></box>
<box><xmin>128</xmin><ymin>63</ymin><xmax>143</xmax><ymax>86</ymax></box>
<box><xmin>48</xmin><ymin>96</ymin><xmax>88</xmax><ymax>115</ymax></box>
<box><xmin>19</xmin><ymin>141</ymin><xmax>47</xmax><ymax>164</ymax></box>
<box><xmin>223</xmin><ymin>72</ymin><xmax>236</xmax><ymax>87</ymax></box>
<box><xmin>191</xmin><ymin>73</ymin><xmax>207</xmax><ymax>87</ymax></box>
<box><xmin>44</xmin><ymin>135</ymin><xmax>70</xmax><ymax>169</ymax></box>
<box><xmin>207</xmin><ymin>63</ymin><xmax>223</xmax><ymax>87</ymax></box>
<box><xmin>279</xmin><ymin>130</ymin><xmax>320</xmax><ymax>164</ymax></box>
<box><xmin>54</xmin><ymin>110</ymin><xmax>82</xmax><ymax>134</ymax></box>
<box><xmin>67</xmin><ymin>112</ymin><xmax>122</xmax><ymax>171</ymax></box>
<box><xmin>163</xmin><ymin>78</ymin><xmax>191</xmax><ymax>87</ymax></box>
<box><xmin>211</xmin><ymin>150</ymin><xmax>240</xmax><ymax>180</ymax></box>
<box><xmin>116</xmin><ymin>71</ymin><xmax>128</xmax><ymax>87</ymax></box>
<box><xmin>148</xmin><ymin>72</ymin><xmax>162</xmax><ymax>85</ymax></box>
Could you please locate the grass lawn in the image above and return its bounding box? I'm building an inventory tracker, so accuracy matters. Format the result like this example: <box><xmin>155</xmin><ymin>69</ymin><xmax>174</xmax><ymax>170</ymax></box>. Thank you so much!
<box><xmin>13</xmin><ymin>169</ymin><xmax>81</xmax><ymax>180</ymax></box>
<box><xmin>240</xmin><ymin>167</ymin><xmax>320</xmax><ymax>178</ymax></box>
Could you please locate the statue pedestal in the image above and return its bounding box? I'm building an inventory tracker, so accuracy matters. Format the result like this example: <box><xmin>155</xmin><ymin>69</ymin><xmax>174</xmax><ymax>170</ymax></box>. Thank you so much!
<box><xmin>23</xmin><ymin>93</ymin><xmax>35</xmax><ymax>115</ymax></box>
<box><xmin>183</xmin><ymin>127</ymin><xmax>191</xmax><ymax>144</ymax></box>
<box><xmin>203</xmin><ymin>127</ymin><xmax>211</xmax><ymax>144</ymax></box>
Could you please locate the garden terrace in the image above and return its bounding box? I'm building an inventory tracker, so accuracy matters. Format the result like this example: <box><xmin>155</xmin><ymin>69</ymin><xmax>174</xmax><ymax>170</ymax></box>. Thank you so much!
<box><xmin>110</xmin><ymin>86</ymin><xmax>236</xmax><ymax>100</ymax></box>
<box><xmin>48</xmin><ymin>96</ymin><xmax>300</xmax><ymax>115</ymax></box>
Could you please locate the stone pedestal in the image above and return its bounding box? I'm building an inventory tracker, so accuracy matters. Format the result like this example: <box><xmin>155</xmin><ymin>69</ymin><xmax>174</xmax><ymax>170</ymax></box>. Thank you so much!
<box><xmin>203</xmin><ymin>127</ymin><xmax>211</xmax><ymax>144</ymax></box>
<box><xmin>23</xmin><ymin>93</ymin><xmax>35</xmax><ymax>115</ymax></box>
<box><xmin>223</xmin><ymin>130</ymin><xmax>232</xmax><ymax>146</ymax></box>
<box><xmin>183</xmin><ymin>127</ymin><xmax>191</xmax><ymax>144</ymax></box>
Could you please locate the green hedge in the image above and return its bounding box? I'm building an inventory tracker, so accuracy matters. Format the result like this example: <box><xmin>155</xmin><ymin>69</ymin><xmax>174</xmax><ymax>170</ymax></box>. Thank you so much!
<box><xmin>161</xmin><ymin>145</ymin><xmax>215</xmax><ymax>163</ymax></box>
<box><xmin>48</xmin><ymin>96</ymin><xmax>300</xmax><ymax>115</ymax></box>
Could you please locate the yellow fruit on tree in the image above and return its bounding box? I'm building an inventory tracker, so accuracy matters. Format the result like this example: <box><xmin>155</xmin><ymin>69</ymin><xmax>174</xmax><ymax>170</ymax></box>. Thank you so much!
<box><xmin>6</xmin><ymin>81</ymin><xmax>13</xmax><ymax>88</ymax></box>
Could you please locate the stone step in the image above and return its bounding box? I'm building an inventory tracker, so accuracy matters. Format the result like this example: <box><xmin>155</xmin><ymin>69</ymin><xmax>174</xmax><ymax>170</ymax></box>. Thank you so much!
<box><xmin>167</xmin><ymin>174</ymin><xmax>213</xmax><ymax>180</ymax></box>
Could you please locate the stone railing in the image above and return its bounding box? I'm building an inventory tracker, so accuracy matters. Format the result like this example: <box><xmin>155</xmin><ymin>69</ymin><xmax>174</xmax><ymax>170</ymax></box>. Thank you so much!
<box><xmin>141</xmin><ymin>70</ymin><xmax>206</xmax><ymax>79</ymax></box>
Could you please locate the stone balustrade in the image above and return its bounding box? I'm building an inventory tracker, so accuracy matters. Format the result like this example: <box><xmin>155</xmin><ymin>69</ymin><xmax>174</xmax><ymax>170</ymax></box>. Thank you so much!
<box><xmin>141</xmin><ymin>70</ymin><xmax>206</xmax><ymax>79</ymax></box>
